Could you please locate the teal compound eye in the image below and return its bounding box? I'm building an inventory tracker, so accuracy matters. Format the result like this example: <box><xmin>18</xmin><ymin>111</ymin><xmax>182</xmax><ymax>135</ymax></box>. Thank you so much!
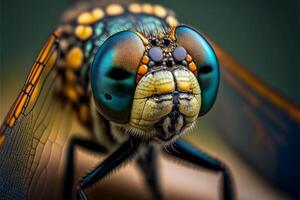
<box><xmin>91</xmin><ymin>31</ymin><xmax>145</xmax><ymax>123</ymax></box>
<box><xmin>174</xmin><ymin>25</ymin><xmax>220</xmax><ymax>116</ymax></box>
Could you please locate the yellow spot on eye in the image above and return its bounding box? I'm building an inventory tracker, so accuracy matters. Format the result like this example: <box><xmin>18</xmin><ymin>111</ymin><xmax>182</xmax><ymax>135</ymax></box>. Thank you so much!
<box><xmin>106</xmin><ymin>4</ymin><xmax>124</xmax><ymax>16</ymax></box>
<box><xmin>129</xmin><ymin>3</ymin><xmax>142</xmax><ymax>13</ymax></box>
<box><xmin>141</xmin><ymin>56</ymin><xmax>149</xmax><ymax>64</ymax></box>
<box><xmin>66</xmin><ymin>47</ymin><xmax>84</xmax><ymax>70</ymax></box>
<box><xmin>186</xmin><ymin>54</ymin><xmax>193</xmax><ymax>62</ymax></box>
<box><xmin>138</xmin><ymin>64</ymin><xmax>148</xmax><ymax>75</ymax></box>
<box><xmin>92</xmin><ymin>8</ymin><xmax>105</xmax><ymax>21</ymax></box>
<box><xmin>75</xmin><ymin>25</ymin><xmax>93</xmax><ymax>41</ymax></box>
<box><xmin>154</xmin><ymin>5</ymin><xmax>167</xmax><ymax>18</ymax></box>
<box><xmin>142</xmin><ymin>4</ymin><xmax>153</xmax><ymax>14</ymax></box>
<box><xmin>0</xmin><ymin>135</ymin><xmax>5</xmax><ymax>144</ymax></box>
<box><xmin>15</xmin><ymin>94</ymin><xmax>28</xmax><ymax>118</ymax></box>
<box><xmin>188</xmin><ymin>62</ymin><xmax>197</xmax><ymax>72</ymax></box>
<box><xmin>166</xmin><ymin>16</ymin><xmax>178</xmax><ymax>26</ymax></box>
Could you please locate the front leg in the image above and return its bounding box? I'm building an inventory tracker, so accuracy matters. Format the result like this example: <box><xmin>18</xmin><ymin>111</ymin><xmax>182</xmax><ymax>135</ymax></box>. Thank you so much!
<box><xmin>164</xmin><ymin>139</ymin><xmax>234</xmax><ymax>200</ymax></box>
<box><xmin>64</xmin><ymin>136</ymin><xmax>107</xmax><ymax>200</ymax></box>
<box><xmin>136</xmin><ymin>146</ymin><xmax>163</xmax><ymax>200</ymax></box>
<box><xmin>76</xmin><ymin>137</ymin><xmax>141</xmax><ymax>200</ymax></box>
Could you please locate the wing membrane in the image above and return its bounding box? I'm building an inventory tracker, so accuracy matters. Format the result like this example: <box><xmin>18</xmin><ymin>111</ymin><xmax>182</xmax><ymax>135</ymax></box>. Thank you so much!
<box><xmin>209</xmin><ymin>41</ymin><xmax>300</xmax><ymax>197</ymax></box>
<box><xmin>0</xmin><ymin>34</ymin><xmax>59</xmax><ymax>136</ymax></box>
<box><xmin>0</xmin><ymin>33</ymin><xmax>74</xmax><ymax>200</ymax></box>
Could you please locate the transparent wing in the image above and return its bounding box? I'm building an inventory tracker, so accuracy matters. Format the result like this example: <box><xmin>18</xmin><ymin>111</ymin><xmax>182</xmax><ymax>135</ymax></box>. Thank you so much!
<box><xmin>0</xmin><ymin>33</ymin><xmax>74</xmax><ymax>200</ymax></box>
<box><xmin>210</xmin><ymin>41</ymin><xmax>300</xmax><ymax>196</ymax></box>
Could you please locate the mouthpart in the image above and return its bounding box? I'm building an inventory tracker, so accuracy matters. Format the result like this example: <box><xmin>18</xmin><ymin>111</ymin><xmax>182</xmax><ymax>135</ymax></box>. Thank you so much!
<box><xmin>156</xmin><ymin>111</ymin><xmax>185</xmax><ymax>142</ymax></box>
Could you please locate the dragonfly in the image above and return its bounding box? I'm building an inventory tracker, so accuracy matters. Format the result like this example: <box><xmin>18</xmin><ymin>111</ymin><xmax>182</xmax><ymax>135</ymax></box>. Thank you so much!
<box><xmin>0</xmin><ymin>0</ymin><xmax>299</xmax><ymax>200</ymax></box>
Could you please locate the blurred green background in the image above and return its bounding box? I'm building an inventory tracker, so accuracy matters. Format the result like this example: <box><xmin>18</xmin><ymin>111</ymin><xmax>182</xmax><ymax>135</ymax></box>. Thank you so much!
<box><xmin>0</xmin><ymin>0</ymin><xmax>299</xmax><ymax>199</ymax></box>
<box><xmin>0</xmin><ymin>0</ymin><xmax>298</xmax><ymax>110</ymax></box>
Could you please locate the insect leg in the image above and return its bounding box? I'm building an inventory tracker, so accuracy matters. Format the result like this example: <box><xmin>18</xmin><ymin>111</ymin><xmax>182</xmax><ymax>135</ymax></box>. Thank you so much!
<box><xmin>164</xmin><ymin>139</ymin><xmax>234</xmax><ymax>200</ymax></box>
<box><xmin>136</xmin><ymin>146</ymin><xmax>163</xmax><ymax>200</ymax></box>
<box><xmin>76</xmin><ymin>137</ymin><xmax>141</xmax><ymax>200</ymax></box>
<box><xmin>63</xmin><ymin>137</ymin><xmax>107</xmax><ymax>200</ymax></box>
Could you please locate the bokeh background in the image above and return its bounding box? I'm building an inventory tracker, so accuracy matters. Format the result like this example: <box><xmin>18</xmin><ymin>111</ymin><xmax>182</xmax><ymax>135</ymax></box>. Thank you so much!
<box><xmin>0</xmin><ymin>0</ymin><xmax>299</xmax><ymax>199</ymax></box>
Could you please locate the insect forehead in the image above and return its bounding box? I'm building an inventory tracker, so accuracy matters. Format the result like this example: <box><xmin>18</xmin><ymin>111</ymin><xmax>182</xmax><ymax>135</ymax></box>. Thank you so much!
<box><xmin>135</xmin><ymin>31</ymin><xmax>197</xmax><ymax>83</ymax></box>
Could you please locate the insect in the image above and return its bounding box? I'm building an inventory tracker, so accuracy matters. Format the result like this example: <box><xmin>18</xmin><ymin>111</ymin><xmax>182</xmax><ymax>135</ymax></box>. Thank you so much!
<box><xmin>0</xmin><ymin>1</ymin><xmax>299</xmax><ymax>200</ymax></box>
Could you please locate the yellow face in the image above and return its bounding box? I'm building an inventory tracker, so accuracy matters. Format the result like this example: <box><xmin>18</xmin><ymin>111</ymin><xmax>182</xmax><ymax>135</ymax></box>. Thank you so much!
<box><xmin>130</xmin><ymin>68</ymin><xmax>201</xmax><ymax>142</ymax></box>
<box><xmin>92</xmin><ymin>25</ymin><xmax>219</xmax><ymax>144</ymax></box>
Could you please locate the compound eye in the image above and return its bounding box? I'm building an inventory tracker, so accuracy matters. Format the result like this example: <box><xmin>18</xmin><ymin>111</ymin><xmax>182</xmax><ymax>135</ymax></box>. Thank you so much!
<box><xmin>174</xmin><ymin>25</ymin><xmax>220</xmax><ymax>116</ymax></box>
<box><xmin>91</xmin><ymin>31</ymin><xmax>145</xmax><ymax>123</ymax></box>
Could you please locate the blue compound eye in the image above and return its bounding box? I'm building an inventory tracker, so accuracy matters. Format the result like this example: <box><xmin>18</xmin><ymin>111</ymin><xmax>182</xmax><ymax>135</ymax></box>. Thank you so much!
<box><xmin>174</xmin><ymin>25</ymin><xmax>220</xmax><ymax>116</ymax></box>
<box><xmin>91</xmin><ymin>31</ymin><xmax>145</xmax><ymax>123</ymax></box>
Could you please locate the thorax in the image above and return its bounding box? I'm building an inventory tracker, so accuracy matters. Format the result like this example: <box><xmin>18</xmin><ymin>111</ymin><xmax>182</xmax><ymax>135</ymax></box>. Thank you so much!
<box><xmin>53</xmin><ymin>2</ymin><xmax>178</xmax><ymax>147</ymax></box>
